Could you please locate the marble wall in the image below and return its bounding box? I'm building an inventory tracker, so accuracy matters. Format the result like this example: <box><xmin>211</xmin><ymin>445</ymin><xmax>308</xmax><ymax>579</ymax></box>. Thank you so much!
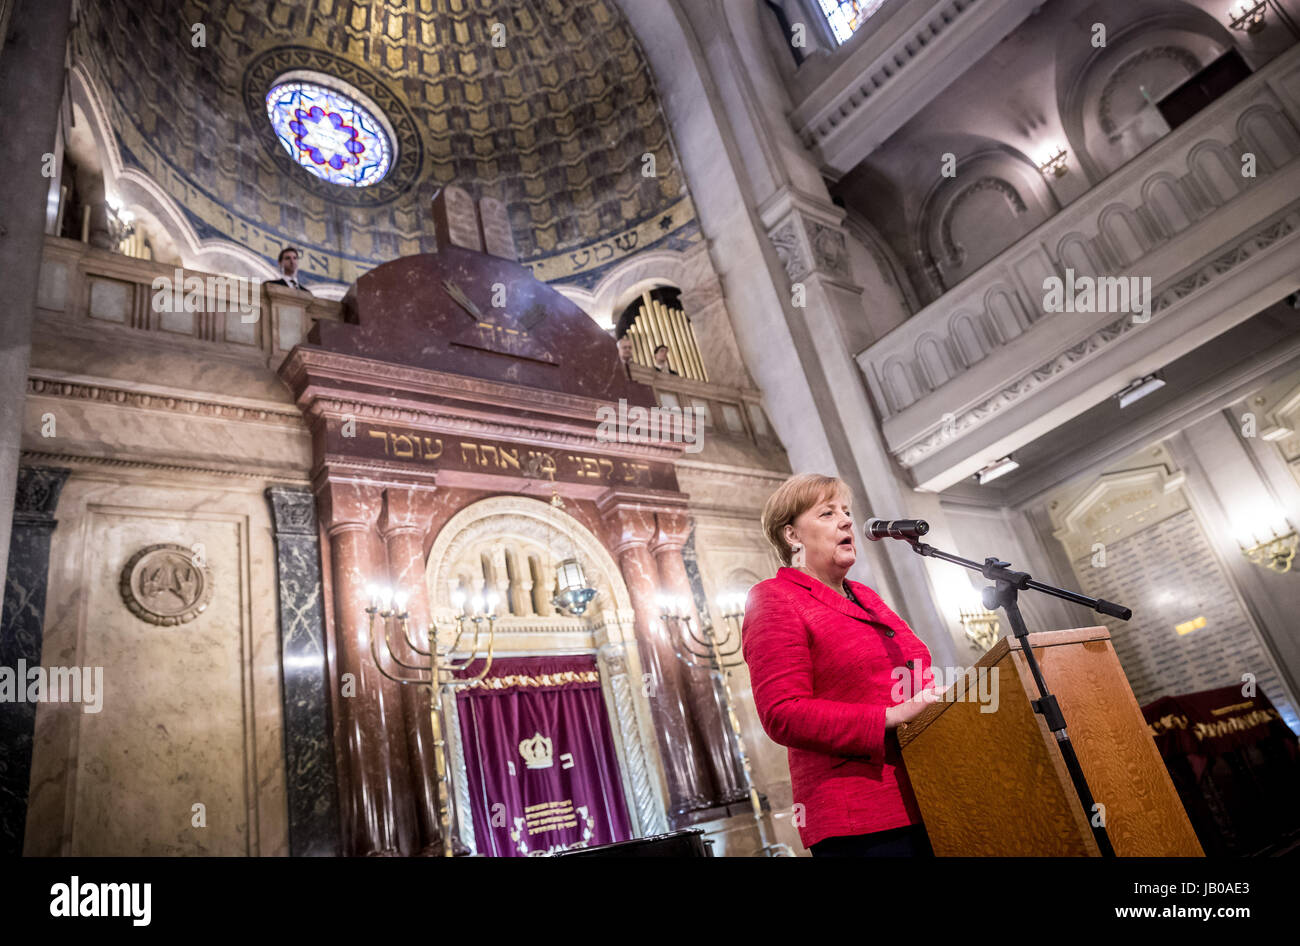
<box><xmin>23</xmin><ymin>468</ymin><xmax>289</xmax><ymax>856</ymax></box>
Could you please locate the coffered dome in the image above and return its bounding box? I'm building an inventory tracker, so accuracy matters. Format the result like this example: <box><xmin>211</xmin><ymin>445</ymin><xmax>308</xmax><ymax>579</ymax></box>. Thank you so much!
<box><xmin>74</xmin><ymin>0</ymin><xmax>699</xmax><ymax>287</ymax></box>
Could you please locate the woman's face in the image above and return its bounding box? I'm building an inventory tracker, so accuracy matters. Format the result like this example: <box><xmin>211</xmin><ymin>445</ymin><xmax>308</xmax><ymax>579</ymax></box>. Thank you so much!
<box><xmin>786</xmin><ymin>491</ymin><xmax>855</xmax><ymax>575</ymax></box>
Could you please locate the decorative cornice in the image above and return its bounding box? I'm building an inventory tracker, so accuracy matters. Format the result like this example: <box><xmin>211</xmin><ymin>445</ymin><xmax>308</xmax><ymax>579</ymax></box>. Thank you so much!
<box><xmin>894</xmin><ymin>214</ymin><xmax>1300</xmax><ymax>467</ymax></box>
<box><xmin>27</xmin><ymin>375</ymin><xmax>303</xmax><ymax>427</ymax></box>
<box><xmin>792</xmin><ymin>0</ymin><xmax>982</xmax><ymax>152</ymax></box>
<box><xmin>20</xmin><ymin>449</ymin><xmax>309</xmax><ymax>483</ymax></box>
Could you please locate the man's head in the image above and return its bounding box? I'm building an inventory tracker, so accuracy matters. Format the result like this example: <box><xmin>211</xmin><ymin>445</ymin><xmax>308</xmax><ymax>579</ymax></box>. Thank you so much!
<box><xmin>653</xmin><ymin>344</ymin><xmax>670</xmax><ymax>368</ymax></box>
<box><xmin>278</xmin><ymin>247</ymin><xmax>301</xmax><ymax>277</ymax></box>
<box><xmin>616</xmin><ymin>335</ymin><xmax>634</xmax><ymax>364</ymax></box>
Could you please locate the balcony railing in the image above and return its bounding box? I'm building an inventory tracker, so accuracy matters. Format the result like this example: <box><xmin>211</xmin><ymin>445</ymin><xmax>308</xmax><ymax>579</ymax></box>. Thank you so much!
<box><xmin>34</xmin><ymin>236</ymin><xmax>343</xmax><ymax>367</ymax></box>
<box><xmin>855</xmin><ymin>45</ymin><xmax>1300</xmax><ymax>490</ymax></box>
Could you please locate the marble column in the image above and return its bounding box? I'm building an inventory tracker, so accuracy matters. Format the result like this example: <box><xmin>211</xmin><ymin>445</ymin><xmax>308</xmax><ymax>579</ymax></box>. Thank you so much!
<box><xmin>0</xmin><ymin>466</ymin><xmax>68</xmax><ymax>856</ymax></box>
<box><xmin>317</xmin><ymin>481</ymin><xmax>415</xmax><ymax>856</ymax></box>
<box><xmin>266</xmin><ymin>486</ymin><xmax>342</xmax><ymax>857</ymax></box>
<box><xmin>600</xmin><ymin>498</ymin><xmax>714</xmax><ymax>820</ymax></box>
<box><xmin>0</xmin><ymin>0</ymin><xmax>75</xmax><ymax>590</ymax></box>
<box><xmin>652</xmin><ymin>510</ymin><xmax>746</xmax><ymax>805</ymax></box>
<box><xmin>377</xmin><ymin>485</ymin><xmax>441</xmax><ymax>855</ymax></box>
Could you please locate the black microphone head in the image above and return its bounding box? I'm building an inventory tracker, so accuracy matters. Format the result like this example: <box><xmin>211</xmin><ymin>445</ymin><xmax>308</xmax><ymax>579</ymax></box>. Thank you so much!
<box><xmin>864</xmin><ymin>518</ymin><xmax>887</xmax><ymax>540</ymax></box>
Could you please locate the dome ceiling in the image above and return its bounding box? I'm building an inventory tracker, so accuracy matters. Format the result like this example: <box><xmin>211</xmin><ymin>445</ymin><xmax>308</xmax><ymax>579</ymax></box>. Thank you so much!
<box><xmin>75</xmin><ymin>0</ymin><xmax>698</xmax><ymax>287</ymax></box>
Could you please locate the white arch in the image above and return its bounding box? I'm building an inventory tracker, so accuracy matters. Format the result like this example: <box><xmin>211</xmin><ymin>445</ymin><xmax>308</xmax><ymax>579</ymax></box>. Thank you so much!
<box><xmin>425</xmin><ymin>495</ymin><xmax>633</xmax><ymax>617</ymax></box>
<box><xmin>557</xmin><ymin>247</ymin><xmax>696</xmax><ymax>330</ymax></box>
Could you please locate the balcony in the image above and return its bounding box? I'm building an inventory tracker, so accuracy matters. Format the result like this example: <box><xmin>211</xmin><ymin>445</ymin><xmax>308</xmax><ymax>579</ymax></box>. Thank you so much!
<box><xmin>855</xmin><ymin>45</ymin><xmax>1300</xmax><ymax>492</ymax></box>
<box><xmin>33</xmin><ymin>237</ymin><xmax>343</xmax><ymax>372</ymax></box>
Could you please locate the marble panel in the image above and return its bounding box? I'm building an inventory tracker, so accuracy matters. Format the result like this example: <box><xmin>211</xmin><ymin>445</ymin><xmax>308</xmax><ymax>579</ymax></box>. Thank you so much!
<box><xmin>0</xmin><ymin>467</ymin><xmax>69</xmax><ymax>856</ymax></box>
<box><xmin>87</xmin><ymin>278</ymin><xmax>129</xmax><ymax>323</ymax></box>
<box><xmin>267</xmin><ymin>486</ymin><xmax>341</xmax><ymax>856</ymax></box>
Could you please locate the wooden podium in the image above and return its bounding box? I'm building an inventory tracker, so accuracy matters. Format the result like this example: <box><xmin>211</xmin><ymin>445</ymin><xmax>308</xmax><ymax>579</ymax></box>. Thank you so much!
<box><xmin>897</xmin><ymin>627</ymin><xmax>1203</xmax><ymax>856</ymax></box>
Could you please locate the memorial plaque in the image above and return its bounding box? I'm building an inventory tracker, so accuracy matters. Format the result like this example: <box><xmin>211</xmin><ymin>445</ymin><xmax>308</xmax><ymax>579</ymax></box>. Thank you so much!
<box><xmin>1071</xmin><ymin>508</ymin><xmax>1296</xmax><ymax>728</ymax></box>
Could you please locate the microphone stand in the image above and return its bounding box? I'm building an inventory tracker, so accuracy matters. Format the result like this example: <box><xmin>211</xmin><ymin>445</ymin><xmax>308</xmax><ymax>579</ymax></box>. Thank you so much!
<box><xmin>899</xmin><ymin>535</ymin><xmax>1132</xmax><ymax>858</ymax></box>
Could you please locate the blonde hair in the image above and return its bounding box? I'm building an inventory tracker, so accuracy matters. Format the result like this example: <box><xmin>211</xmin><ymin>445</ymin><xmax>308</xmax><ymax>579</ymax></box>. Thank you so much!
<box><xmin>761</xmin><ymin>473</ymin><xmax>850</xmax><ymax>566</ymax></box>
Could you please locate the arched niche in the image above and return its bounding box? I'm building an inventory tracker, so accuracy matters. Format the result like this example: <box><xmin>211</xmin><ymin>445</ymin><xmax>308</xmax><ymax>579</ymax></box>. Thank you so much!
<box><xmin>572</xmin><ymin>243</ymin><xmax>752</xmax><ymax>388</ymax></box>
<box><xmin>1057</xmin><ymin>6</ymin><xmax>1233</xmax><ymax>181</ymax></box>
<box><xmin>425</xmin><ymin>495</ymin><xmax>633</xmax><ymax>628</ymax></box>
<box><xmin>423</xmin><ymin>495</ymin><xmax>666</xmax><ymax>845</ymax></box>
<box><xmin>1237</xmin><ymin>104</ymin><xmax>1300</xmax><ymax>173</ymax></box>
<box><xmin>917</xmin><ymin>147</ymin><xmax>1057</xmax><ymax>289</ymax></box>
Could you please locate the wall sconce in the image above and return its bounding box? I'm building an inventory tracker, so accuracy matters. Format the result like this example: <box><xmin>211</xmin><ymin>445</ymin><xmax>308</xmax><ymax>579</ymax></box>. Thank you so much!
<box><xmin>1037</xmin><ymin>147</ymin><xmax>1069</xmax><ymax>178</ymax></box>
<box><xmin>958</xmin><ymin>605</ymin><xmax>1001</xmax><ymax>651</ymax></box>
<box><xmin>1239</xmin><ymin>523</ymin><xmax>1298</xmax><ymax>574</ymax></box>
<box><xmin>104</xmin><ymin>195</ymin><xmax>136</xmax><ymax>248</ymax></box>
<box><xmin>1228</xmin><ymin>1</ymin><xmax>1267</xmax><ymax>33</ymax></box>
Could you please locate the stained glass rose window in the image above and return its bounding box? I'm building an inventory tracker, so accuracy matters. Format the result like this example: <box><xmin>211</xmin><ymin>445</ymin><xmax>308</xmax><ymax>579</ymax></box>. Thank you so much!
<box><xmin>265</xmin><ymin>75</ymin><xmax>395</xmax><ymax>187</ymax></box>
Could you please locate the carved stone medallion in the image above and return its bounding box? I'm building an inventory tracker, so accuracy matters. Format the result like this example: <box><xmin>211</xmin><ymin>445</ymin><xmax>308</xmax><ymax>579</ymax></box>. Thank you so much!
<box><xmin>119</xmin><ymin>543</ymin><xmax>214</xmax><ymax>626</ymax></box>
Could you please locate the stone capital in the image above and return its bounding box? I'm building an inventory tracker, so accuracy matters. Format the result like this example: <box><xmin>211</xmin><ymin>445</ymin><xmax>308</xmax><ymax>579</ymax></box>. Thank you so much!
<box><xmin>760</xmin><ymin>189</ymin><xmax>855</xmax><ymax>285</ymax></box>
<box><xmin>12</xmin><ymin>466</ymin><xmax>70</xmax><ymax>526</ymax></box>
<box><xmin>650</xmin><ymin>510</ymin><xmax>693</xmax><ymax>554</ymax></box>
<box><xmin>315</xmin><ymin>479</ymin><xmax>384</xmax><ymax>533</ymax></box>
<box><xmin>599</xmin><ymin>503</ymin><xmax>658</xmax><ymax>556</ymax></box>
<box><xmin>266</xmin><ymin>485</ymin><xmax>318</xmax><ymax>537</ymax></box>
<box><xmin>378</xmin><ymin>485</ymin><xmax>439</xmax><ymax>539</ymax></box>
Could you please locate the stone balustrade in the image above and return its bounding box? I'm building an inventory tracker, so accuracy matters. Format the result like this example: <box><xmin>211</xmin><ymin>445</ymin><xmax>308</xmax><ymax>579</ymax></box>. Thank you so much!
<box><xmin>34</xmin><ymin>236</ymin><xmax>344</xmax><ymax>367</ymax></box>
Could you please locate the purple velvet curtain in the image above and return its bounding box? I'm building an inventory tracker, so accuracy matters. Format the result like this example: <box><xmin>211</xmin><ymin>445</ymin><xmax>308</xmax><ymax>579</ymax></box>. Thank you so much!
<box><xmin>454</xmin><ymin>655</ymin><xmax>632</xmax><ymax>856</ymax></box>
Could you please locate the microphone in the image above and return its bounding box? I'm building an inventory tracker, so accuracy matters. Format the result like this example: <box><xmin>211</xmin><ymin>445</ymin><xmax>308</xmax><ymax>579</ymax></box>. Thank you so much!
<box><xmin>865</xmin><ymin>518</ymin><xmax>930</xmax><ymax>541</ymax></box>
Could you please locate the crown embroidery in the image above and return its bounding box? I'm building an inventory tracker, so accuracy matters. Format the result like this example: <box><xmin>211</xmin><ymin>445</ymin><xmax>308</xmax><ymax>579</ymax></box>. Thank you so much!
<box><xmin>519</xmin><ymin>732</ymin><xmax>553</xmax><ymax>769</ymax></box>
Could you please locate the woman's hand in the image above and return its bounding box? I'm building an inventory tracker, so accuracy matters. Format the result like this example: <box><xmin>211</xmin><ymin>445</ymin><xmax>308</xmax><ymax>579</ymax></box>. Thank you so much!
<box><xmin>884</xmin><ymin>684</ymin><xmax>949</xmax><ymax>729</ymax></box>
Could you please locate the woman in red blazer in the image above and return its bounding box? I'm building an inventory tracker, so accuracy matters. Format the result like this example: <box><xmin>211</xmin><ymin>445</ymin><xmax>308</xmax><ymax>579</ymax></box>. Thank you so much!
<box><xmin>742</xmin><ymin>473</ymin><xmax>946</xmax><ymax>856</ymax></box>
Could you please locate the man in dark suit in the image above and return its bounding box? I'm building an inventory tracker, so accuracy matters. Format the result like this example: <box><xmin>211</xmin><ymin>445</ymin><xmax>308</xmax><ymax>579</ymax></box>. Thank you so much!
<box><xmin>266</xmin><ymin>246</ymin><xmax>312</xmax><ymax>294</ymax></box>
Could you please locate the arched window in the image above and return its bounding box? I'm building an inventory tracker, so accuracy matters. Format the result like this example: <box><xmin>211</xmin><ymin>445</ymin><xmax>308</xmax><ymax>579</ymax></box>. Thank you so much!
<box><xmin>817</xmin><ymin>0</ymin><xmax>888</xmax><ymax>44</ymax></box>
<box><xmin>615</xmin><ymin>287</ymin><xmax>709</xmax><ymax>382</ymax></box>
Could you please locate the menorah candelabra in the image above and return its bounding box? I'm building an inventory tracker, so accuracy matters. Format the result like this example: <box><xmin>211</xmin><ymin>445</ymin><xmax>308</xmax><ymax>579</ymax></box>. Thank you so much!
<box><xmin>366</xmin><ymin>583</ymin><xmax>499</xmax><ymax>857</ymax></box>
<box><xmin>659</xmin><ymin>593</ymin><xmax>792</xmax><ymax>857</ymax></box>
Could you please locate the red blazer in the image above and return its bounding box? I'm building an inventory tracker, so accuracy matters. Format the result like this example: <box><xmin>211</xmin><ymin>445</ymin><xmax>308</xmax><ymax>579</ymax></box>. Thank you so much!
<box><xmin>741</xmin><ymin>567</ymin><xmax>933</xmax><ymax>849</ymax></box>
